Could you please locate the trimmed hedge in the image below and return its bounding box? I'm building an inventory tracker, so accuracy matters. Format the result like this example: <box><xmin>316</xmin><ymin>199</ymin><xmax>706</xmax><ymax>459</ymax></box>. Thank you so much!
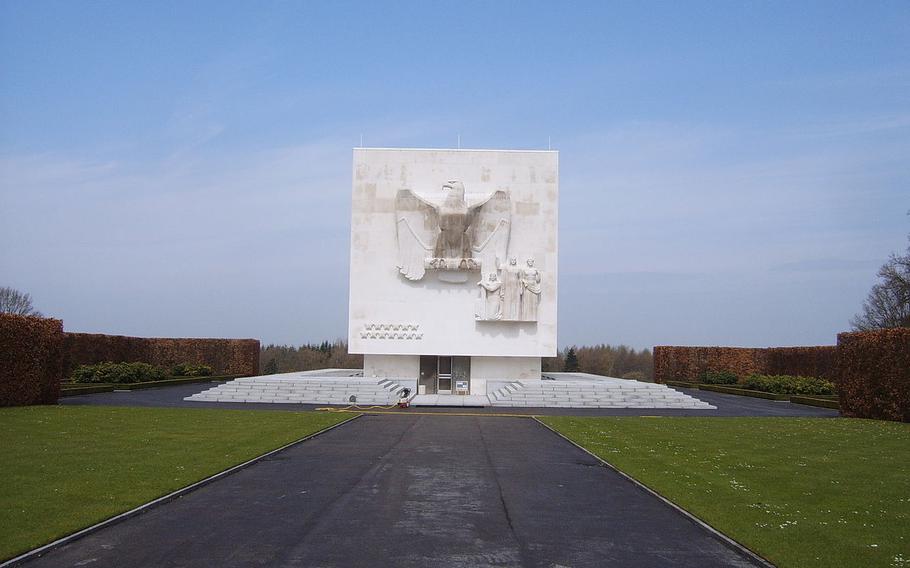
<box><xmin>654</xmin><ymin>345</ymin><xmax>838</xmax><ymax>383</ymax></box>
<box><xmin>741</xmin><ymin>374</ymin><xmax>836</xmax><ymax>396</ymax></box>
<box><xmin>696</xmin><ymin>384</ymin><xmax>790</xmax><ymax>400</ymax></box>
<box><xmin>62</xmin><ymin>333</ymin><xmax>259</xmax><ymax>379</ymax></box>
<box><xmin>837</xmin><ymin>328</ymin><xmax>910</xmax><ymax>422</ymax></box>
<box><xmin>59</xmin><ymin>375</ymin><xmax>237</xmax><ymax>396</ymax></box>
<box><xmin>653</xmin><ymin>346</ymin><xmax>767</xmax><ymax>383</ymax></box>
<box><xmin>0</xmin><ymin>314</ymin><xmax>64</xmax><ymax>406</ymax></box>
<box><xmin>172</xmin><ymin>363</ymin><xmax>213</xmax><ymax>377</ymax></box>
<box><xmin>71</xmin><ymin>362</ymin><xmax>166</xmax><ymax>384</ymax></box>
<box><xmin>789</xmin><ymin>396</ymin><xmax>840</xmax><ymax>410</ymax></box>
<box><xmin>701</xmin><ymin>369</ymin><xmax>738</xmax><ymax>385</ymax></box>
<box><xmin>766</xmin><ymin>346</ymin><xmax>839</xmax><ymax>380</ymax></box>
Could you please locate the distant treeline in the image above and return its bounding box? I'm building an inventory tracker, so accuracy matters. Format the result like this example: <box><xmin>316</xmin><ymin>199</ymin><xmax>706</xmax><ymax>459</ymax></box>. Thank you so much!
<box><xmin>260</xmin><ymin>341</ymin><xmax>653</xmax><ymax>380</ymax></box>
<box><xmin>260</xmin><ymin>341</ymin><xmax>363</xmax><ymax>375</ymax></box>
<box><xmin>543</xmin><ymin>345</ymin><xmax>654</xmax><ymax>381</ymax></box>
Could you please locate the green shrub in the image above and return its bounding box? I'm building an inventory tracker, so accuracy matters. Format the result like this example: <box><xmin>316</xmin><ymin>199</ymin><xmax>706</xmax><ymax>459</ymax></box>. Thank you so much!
<box><xmin>701</xmin><ymin>370</ymin><xmax>738</xmax><ymax>385</ymax></box>
<box><xmin>741</xmin><ymin>374</ymin><xmax>836</xmax><ymax>396</ymax></box>
<box><xmin>71</xmin><ymin>362</ymin><xmax>166</xmax><ymax>384</ymax></box>
<box><xmin>171</xmin><ymin>363</ymin><xmax>213</xmax><ymax>377</ymax></box>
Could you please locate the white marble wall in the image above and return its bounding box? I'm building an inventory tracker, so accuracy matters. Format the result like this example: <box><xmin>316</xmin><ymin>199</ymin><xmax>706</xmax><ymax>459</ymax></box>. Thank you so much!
<box><xmin>363</xmin><ymin>353</ymin><xmax>543</xmax><ymax>394</ymax></box>
<box><xmin>362</xmin><ymin>354</ymin><xmax>419</xmax><ymax>379</ymax></box>
<box><xmin>471</xmin><ymin>356</ymin><xmax>542</xmax><ymax>380</ymax></box>
<box><xmin>348</xmin><ymin>148</ymin><xmax>559</xmax><ymax>360</ymax></box>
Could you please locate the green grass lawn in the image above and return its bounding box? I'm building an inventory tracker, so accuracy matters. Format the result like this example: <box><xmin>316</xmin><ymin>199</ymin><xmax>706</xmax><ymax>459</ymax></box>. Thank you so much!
<box><xmin>0</xmin><ymin>406</ymin><xmax>353</xmax><ymax>561</ymax></box>
<box><xmin>541</xmin><ymin>417</ymin><xmax>910</xmax><ymax>568</ymax></box>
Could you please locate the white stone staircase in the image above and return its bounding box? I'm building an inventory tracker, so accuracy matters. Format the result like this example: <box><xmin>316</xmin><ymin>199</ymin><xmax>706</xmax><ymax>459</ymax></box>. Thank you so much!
<box><xmin>185</xmin><ymin>370</ymin><xmax>715</xmax><ymax>409</ymax></box>
<box><xmin>489</xmin><ymin>376</ymin><xmax>716</xmax><ymax>409</ymax></box>
<box><xmin>185</xmin><ymin>375</ymin><xmax>408</xmax><ymax>405</ymax></box>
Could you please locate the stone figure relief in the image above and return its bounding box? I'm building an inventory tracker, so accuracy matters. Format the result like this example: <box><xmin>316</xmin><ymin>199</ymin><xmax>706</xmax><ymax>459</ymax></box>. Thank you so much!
<box><xmin>519</xmin><ymin>258</ymin><xmax>541</xmax><ymax>321</ymax></box>
<box><xmin>476</xmin><ymin>272</ymin><xmax>503</xmax><ymax>321</ymax></box>
<box><xmin>501</xmin><ymin>257</ymin><xmax>522</xmax><ymax>321</ymax></box>
<box><xmin>395</xmin><ymin>180</ymin><xmax>510</xmax><ymax>281</ymax></box>
<box><xmin>393</xmin><ymin>178</ymin><xmax>543</xmax><ymax>324</ymax></box>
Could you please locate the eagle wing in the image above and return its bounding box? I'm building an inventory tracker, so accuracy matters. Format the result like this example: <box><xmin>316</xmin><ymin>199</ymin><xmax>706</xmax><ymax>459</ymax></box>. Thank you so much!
<box><xmin>395</xmin><ymin>189</ymin><xmax>439</xmax><ymax>281</ymax></box>
<box><xmin>469</xmin><ymin>190</ymin><xmax>511</xmax><ymax>271</ymax></box>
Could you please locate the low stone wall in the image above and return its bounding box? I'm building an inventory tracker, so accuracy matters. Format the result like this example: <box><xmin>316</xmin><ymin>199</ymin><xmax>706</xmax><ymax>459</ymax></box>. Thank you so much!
<box><xmin>62</xmin><ymin>333</ymin><xmax>260</xmax><ymax>379</ymax></box>
<box><xmin>837</xmin><ymin>328</ymin><xmax>910</xmax><ymax>422</ymax></box>
<box><xmin>653</xmin><ymin>345</ymin><xmax>838</xmax><ymax>383</ymax></box>
<box><xmin>0</xmin><ymin>314</ymin><xmax>64</xmax><ymax>406</ymax></box>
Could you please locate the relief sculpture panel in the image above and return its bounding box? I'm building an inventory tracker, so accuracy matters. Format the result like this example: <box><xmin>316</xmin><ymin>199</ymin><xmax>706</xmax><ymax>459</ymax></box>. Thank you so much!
<box><xmin>395</xmin><ymin>179</ymin><xmax>542</xmax><ymax>323</ymax></box>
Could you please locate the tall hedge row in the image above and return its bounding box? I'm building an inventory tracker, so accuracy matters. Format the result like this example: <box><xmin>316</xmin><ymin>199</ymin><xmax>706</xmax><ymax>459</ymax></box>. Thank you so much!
<box><xmin>655</xmin><ymin>333</ymin><xmax>909</xmax><ymax>422</ymax></box>
<box><xmin>765</xmin><ymin>346</ymin><xmax>840</xmax><ymax>379</ymax></box>
<box><xmin>62</xmin><ymin>333</ymin><xmax>259</xmax><ymax>379</ymax></box>
<box><xmin>653</xmin><ymin>345</ymin><xmax>838</xmax><ymax>383</ymax></box>
<box><xmin>652</xmin><ymin>346</ymin><xmax>768</xmax><ymax>383</ymax></box>
<box><xmin>837</xmin><ymin>328</ymin><xmax>910</xmax><ymax>422</ymax></box>
<box><xmin>0</xmin><ymin>314</ymin><xmax>64</xmax><ymax>406</ymax></box>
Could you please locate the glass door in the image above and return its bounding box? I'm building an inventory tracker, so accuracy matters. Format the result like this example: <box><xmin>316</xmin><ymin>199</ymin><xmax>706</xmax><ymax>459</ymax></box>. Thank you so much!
<box><xmin>437</xmin><ymin>356</ymin><xmax>452</xmax><ymax>394</ymax></box>
<box><xmin>419</xmin><ymin>355</ymin><xmax>437</xmax><ymax>394</ymax></box>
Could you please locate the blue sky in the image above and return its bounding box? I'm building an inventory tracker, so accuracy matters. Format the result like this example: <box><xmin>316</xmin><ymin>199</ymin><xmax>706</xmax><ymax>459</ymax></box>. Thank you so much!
<box><xmin>1</xmin><ymin>1</ymin><xmax>908</xmax><ymax>349</ymax></box>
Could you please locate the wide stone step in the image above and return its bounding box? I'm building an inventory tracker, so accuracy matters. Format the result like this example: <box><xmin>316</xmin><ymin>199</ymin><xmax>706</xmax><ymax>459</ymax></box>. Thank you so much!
<box><xmin>188</xmin><ymin>374</ymin><xmax>715</xmax><ymax>409</ymax></box>
<box><xmin>185</xmin><ymin>376</ymin><xmax>406</xmax><ymax>405</ymax></box>
<box><xmin>488</xmin><ymin>379</ymin><xmax>715</xmax><ymax>409</ymax></box>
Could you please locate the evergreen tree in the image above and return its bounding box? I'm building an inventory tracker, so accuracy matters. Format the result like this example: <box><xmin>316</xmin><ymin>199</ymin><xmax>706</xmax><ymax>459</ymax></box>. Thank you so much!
<box><xmin>564</xmin><ymin>347</ymin><xmax>579</xmax><ymax>372</ymax></box>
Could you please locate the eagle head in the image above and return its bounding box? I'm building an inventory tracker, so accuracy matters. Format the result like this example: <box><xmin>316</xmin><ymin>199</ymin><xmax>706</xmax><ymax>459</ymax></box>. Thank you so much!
<box><xmin>442</xmin><ymin>180</ymin><xmax>465</xmax><ymax>195</ymax></box>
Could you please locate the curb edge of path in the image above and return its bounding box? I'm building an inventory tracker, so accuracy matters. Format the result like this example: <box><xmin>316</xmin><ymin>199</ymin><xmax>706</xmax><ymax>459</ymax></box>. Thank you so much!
<box><xmin>1</xmin><ymin>413</ymin><xmax>362</xmax><ymax>568</ymax></box>
<box><xmin>532</xmin><ymin>417</ymin><xmax>776</xmax><ymax>568</ymax></box>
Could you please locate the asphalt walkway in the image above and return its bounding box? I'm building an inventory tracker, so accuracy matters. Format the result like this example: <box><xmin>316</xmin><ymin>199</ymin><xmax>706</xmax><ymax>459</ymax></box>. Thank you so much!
<box><xmin>26</xmin><ymin>415</ymin><xmax>762</xmax><ymax>568</ymax></box>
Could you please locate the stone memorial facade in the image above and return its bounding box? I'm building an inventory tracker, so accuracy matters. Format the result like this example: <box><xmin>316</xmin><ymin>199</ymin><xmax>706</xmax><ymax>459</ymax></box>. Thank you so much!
<box><xmin>348</xmin><ymin>148</ymin><xmax>558</xmax><ymax>395</ymax></box>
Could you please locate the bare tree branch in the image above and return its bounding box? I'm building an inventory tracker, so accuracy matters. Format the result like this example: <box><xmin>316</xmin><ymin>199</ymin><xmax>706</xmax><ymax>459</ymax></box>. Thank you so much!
<box><xmin>0</xmin><ymin>287</ymin><xmax>42</xmax><ymax>317</ymax></box>
<box><xmin>851</xmin><ymin>240</ymin><xmax>910</xmax><ymax>330</ymax></box>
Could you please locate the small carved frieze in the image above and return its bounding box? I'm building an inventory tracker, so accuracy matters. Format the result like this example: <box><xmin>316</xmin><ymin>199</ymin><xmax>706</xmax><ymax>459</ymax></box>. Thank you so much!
<box><xmin>360</xmin><ymin>323</ymin><xmax>422</xmax><ymax>340</ymax></box>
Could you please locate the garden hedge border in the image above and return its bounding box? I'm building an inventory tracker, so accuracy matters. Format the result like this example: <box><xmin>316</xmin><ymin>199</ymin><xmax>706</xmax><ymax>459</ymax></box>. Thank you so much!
<box><xmin>695</xmin><ymin>384</ymin><xmax>790</xmax><ymax>401</ymax></box>
<box><xmin>58</xmin><ymin>375</ymin><xmax>244</xmax><ymax>397</ymax></box>
<box><xmin>653</xmin><ymin>345</ymin><xmax>838</xmax><ymax>384</ymax></box>
<box><xmin>789</xmin><ymin>396</ymin><xmax>840</xmax><ymax>410</ymax></box>
<box><xmin>0</xmin><ymin>314</ymin><xmax>64</xmax><ymax>406</ymax></box>
<box><xmin>62</xmin><ymin>333</ymin><xmax>259</xmax><ymax>379</ymax></box>
<box><xmin>664</xmin><ymin>381</ymin><xmax>840</xmax><ymax>408</ymax></box>
<box><xmin>656</xmin><ymin>331</ymin><xmax>910</xmax><ymax>421</ymax></box>
<box><xmin>836</xmin><ymin>328</ymin><xmax>910</xmax><ymax>422</ymax></box>
<box><xmin>0</xmin><ymin>314</ymin><xmax>260</xmax><ymax>407</ymax></box>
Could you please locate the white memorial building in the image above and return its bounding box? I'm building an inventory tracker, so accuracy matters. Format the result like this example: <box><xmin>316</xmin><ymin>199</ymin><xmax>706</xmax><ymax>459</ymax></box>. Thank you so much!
<box><xmin>348</xmin><ymin>148</ymin><xmax>558</xmax><ymax>396</ymax></box>
<box><xmin>185</xmin><ymin>147</ymin><xmax>713</xmax><ymax>409</ymax></box>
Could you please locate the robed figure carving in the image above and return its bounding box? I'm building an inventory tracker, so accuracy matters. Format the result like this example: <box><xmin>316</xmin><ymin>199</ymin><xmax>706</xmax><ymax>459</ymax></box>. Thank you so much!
<box><xmin>476</xmin><ymin>272</ymin><xmax>503</xmax><ymax>321</ymax></box>
<box><xmin>501</xmin><ymin>257</ymin><xmax>522</xmax><ymax>321</ymax></box>
<box><xmin>395</xmin><ymin>180</ymin><xmax>511</xmax><ymax>281</ymax></box>
<box><xmin>519</xmin><ymin>258</ymin><xmax>541</xmax><ymax>321</ymax></box>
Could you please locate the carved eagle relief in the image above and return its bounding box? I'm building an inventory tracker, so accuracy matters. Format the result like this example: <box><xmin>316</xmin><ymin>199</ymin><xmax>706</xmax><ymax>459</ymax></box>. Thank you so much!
<box><xmin>395</xmin><ymin>180</ymin><xmax>511</xmax><ymax>281</ymax></box>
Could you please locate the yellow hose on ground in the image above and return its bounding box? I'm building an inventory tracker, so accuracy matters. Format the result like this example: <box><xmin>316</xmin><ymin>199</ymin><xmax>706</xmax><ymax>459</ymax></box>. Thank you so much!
<box><xmin>316</xmin><ymin>404</ymin><xmax>400</xmax><ymax>412</ymax></box>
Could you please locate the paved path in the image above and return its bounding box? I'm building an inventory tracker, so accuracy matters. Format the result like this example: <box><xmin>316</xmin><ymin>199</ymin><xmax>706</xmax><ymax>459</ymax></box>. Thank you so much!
<box><xmin>62</xmin><ymin>382</ymin><xmax>837</xmax><ymax>417</ymax></box>
<box><xmin>27</xmin><ymin>415</ymin><xmax>761</xmax><ymax>568</ymax></box>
